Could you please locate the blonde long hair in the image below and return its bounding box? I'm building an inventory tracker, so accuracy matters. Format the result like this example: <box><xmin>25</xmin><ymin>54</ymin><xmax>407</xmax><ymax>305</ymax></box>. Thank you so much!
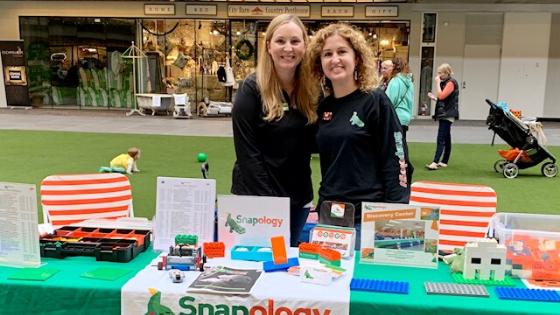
<box><xmin>256</xmin><ymin>14</ymin><xmax>317</xmax><ymax>124</ymax></box>
<box><xmin>305</xmin><ymin>23</ymin><xmax>378</xmax><ymax>97</ymax></box>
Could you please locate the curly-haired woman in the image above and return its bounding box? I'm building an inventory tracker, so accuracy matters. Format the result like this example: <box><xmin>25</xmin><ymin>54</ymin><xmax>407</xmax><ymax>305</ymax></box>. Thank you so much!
<box><xmin>305</xmin><ymin>23</ymin><xmax>412</xmax><ymax>244</ymax></box>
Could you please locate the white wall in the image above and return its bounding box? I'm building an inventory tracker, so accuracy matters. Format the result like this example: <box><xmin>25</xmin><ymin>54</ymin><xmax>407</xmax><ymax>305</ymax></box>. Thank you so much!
<box><xmin>498</xmin><ymin>12</ymin><xmax>551</xmax><ymax>118</ymax></box>
<box><xmin>544</xmin><ymin>13</ymin><xmax>560</xmax><ymax>118</ymax></box>
<box><xmin>433</xmin><ymin>12</ymin><xmax>466</xmax><ymax>114</ymax></box>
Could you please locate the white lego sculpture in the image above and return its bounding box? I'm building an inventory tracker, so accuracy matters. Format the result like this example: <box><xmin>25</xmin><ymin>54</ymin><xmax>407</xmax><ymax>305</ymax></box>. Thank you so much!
<box><xmin>463</xmin><ymin>239</ymin><xmax>507</xmax><ymax>281</ymax></box>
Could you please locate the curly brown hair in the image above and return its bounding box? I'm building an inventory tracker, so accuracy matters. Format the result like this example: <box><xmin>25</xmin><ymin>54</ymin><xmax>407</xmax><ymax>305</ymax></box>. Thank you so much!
<box><xmin>389</xmin><ymin>57</ymin><xmax>412</xmax><ymax>81</ymax></box>
<box><xmin>304</xmin><ymin>23</ymin><xmax>379</xmax><ymax>100</ymax></box>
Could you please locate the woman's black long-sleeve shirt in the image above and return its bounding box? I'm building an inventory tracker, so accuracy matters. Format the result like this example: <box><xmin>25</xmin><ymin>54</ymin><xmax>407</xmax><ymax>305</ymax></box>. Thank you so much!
<box><xmin>231</xmin><ymin>74</ymin><xmax>316</xmax><ymax>212</ymax></box>
<box><xmin>316</xmin><ymin>88</ymin><xmax>411</xmax><ymax>221</ymax></box>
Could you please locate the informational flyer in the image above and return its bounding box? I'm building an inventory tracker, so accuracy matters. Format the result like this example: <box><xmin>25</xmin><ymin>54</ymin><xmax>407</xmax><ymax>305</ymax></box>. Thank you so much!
<box><xmin>217</xmin><ymin>195</ymin><xmax>290</xmax><ymax>250</ymax></box>
<box><xmin>0</xmin><ymin>182</ymin><xmax>41</xmax><ymax>268</ymax></box>
<box><xmin>360</xmin><ymin>202</ymin><xmax>440</xmax><ymax>269</ymax></box>
<box><xmin>154</xmin><ymin>177</ymin><xmax>216</xmax><ymax>251</ymax></box>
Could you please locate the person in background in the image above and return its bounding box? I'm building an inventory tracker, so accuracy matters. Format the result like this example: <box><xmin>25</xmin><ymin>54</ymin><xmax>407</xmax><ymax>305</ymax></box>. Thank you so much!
<box><xmin>379</xmin><ymin>60</ymin><xmax>393</xmax><ymax>91</ymax></box>
<box><xmin>100</xmin><ymin>147</ymin><xmax>141</xmax><ymax>175</ymax></box>
<box><xmin>425</xmin><ymin>63</ymin><xmax>459</xmax><ymax>170</ymax></box>
<box><xmin>231</xmin><ymin>14</ymin><xmax>318</xmax><ymax>247</ymax></box>
<box><xmin>306</xmin><ymin>23</ymin><xmax>411</xmax><ymax>248</ymax></box>
<box><xmin>385</xmin><ymin>57</ymin><xmax>414</xmax><ymax>141</ymax></box>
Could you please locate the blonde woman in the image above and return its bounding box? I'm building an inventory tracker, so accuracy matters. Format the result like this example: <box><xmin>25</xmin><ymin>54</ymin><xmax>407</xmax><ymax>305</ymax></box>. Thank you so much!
<box><xmin>306</xmin><ymin>23</ymin><xmax>411</xmax><ymax>247</ymax></box>
<box><xmin>231</xmin><ymin>14</ymin><xmax>318</xmax><ymax>247</ymax></box>
<box><xmin>426</xmin><ymin>63</ymin><xmax>459</xmax><ymax>170</ymax></box>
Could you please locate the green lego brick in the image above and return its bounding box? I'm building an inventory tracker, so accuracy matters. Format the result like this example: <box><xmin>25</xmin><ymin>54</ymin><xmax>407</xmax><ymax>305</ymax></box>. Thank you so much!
<box><xmin>452</xmin><ymin>273</ymin><xmax>516</xmax><ymax>286</ymax></box>
<box><xmin>299</xmin><ymin>252</ymin><xmax>319</xmax><ymax>260</ymax></box>
<box><xmin>175</xmin><ymin>234</ymin><xmax>198</xmax><ymax>246</ymax></box>
<box><xmin>319</xmin><ymin>256</ymin><xmax>341</xmax><ymax>267</ymax></box>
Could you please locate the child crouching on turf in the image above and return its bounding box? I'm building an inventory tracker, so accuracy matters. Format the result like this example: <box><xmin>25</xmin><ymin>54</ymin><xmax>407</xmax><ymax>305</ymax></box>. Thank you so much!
<box><xmin>99</xmin><ymin>147</ymin><xmax>141</xmax><ymax>174</ymax></box>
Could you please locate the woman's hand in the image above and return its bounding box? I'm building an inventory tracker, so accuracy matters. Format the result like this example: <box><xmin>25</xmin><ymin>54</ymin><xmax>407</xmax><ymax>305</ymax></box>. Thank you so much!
<box><xmin>434</xmin><ymin>75</ymin><xmax>441</xmax><ymax>84</ymax></box>
<box><xmin>427</xmin><ymin>92</ymin><xmax>437</xmax><ymax>101</ymax></box>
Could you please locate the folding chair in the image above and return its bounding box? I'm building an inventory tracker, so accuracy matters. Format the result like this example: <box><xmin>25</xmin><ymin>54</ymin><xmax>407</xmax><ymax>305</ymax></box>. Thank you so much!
<box><xmin>410</xmin><ymin>181</ymin><xmax>497</xmax><ymax>253</ymax></box>
<box><xmin>40</xmin><ymin>173</ymin><xmax>134</xmax><ymax>230</ymax></box>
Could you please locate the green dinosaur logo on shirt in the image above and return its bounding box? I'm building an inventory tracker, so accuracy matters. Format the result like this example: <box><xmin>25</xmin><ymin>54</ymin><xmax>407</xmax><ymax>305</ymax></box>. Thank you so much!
<box><xmin>349</xmin><ymin>111</ymin><xmax>364</xmax><ymax>127</ymax></box>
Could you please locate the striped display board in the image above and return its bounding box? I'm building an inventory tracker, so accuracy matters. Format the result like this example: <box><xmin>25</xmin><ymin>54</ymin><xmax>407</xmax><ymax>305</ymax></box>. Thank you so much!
<box><xmin>410</xmin><ymin>181</ymin><xmax>497</xmax><ymax>253</ymax></box>
<box><xmin>41</xmin><ymin>173</ymin><xmax>133</xmax><ymax>229</ymax></box>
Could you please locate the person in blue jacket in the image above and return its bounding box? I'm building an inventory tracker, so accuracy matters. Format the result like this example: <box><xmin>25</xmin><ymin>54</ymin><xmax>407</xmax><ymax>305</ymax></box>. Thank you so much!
<box><xmin>385</xmin><ymin>57</ymin><xmax>414</xmax><ymax>141</ymax></box>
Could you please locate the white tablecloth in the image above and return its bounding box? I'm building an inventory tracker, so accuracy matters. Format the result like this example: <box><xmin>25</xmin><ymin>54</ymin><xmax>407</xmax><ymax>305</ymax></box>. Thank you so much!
<box><xmin>122</xmin><ymin>249</ymin><xmax>354</xmax><ymax>315</ymax></box>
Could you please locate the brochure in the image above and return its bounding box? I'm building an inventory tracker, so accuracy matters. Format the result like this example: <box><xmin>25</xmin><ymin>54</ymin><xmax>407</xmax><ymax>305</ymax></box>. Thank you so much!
<box><xmin>360</xmin><ymin>202</ymin><xmax>440</xmax><ymax>269</ymax></box>
<box><xmin>187</xmin><ymin>266</ymin><xmax>263</xmax><ymax>295</ymax></box>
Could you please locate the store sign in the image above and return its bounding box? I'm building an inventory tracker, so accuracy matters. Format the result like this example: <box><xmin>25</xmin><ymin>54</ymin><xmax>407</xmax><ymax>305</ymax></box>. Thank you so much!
<box><xmin>144</xmin><ymin>4</ymin><xmax>175</xmax><ymax>16</ymax></box>
<box><xmin>321</xmin><ymin>6</ymin><xmax>354</xmax><ymax>17</ymax></box>
<box><xmin>0</xmin><ymin>40</ymin><xmax>29</xmax><ymax>106</ymax></box>
<box><xmin>228</xmin><ymin>5</ymin><xmax>310</xmax><ymax>18</ymax></box>
<box><xmin>365</xmin><ymin>6</ymin><xmax>399</xmax><ymax>17</ymax></box>
<box><xmin>186</xmin><ymin>5</ymin><xmax>217</xmax><ymax>16</ymax></box>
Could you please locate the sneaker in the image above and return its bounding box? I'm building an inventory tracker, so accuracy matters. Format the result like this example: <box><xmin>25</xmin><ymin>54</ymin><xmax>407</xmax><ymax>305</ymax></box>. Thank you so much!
<box><xmin>425</xmin><ymin>162</ymin><xmax>438</xmax><ymax>170</ymax></box>
<box><xmin>437</xmin><ymin>163</ymin><xmax>448</xmax><ymax>168</ymax></box>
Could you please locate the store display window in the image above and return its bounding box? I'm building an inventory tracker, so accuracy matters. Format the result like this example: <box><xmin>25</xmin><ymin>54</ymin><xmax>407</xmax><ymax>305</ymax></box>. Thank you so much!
<box><xmin>20</xmin><ymin>17</ymin><xmax>136</xmax><ymax>108</ymax></box>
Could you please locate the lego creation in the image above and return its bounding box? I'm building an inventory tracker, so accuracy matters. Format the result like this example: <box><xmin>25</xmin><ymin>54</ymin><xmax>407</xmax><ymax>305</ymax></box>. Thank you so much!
<box><xmin>158</xmin><ymin>235</ymin><xmax>206</xmax><ymax>271</ymax></box>
<box><xmin>495</xmin><ymin>287</ymin><xmax>560</xmax><ymax>303</ymax></box>
<box><xmin>463</xmin><ymin>239</ymin><xmax>507</xmax><ymax>281</ymax></box>
<box><xmin>350</xmin><ymin>278</ymin><xmax>409</xmax><ymax>294</ymax></box>
<box><xmin>424</xmin><ymin>282</ymin><xmax>489</xmax><ymax>297</ymax></box>
<box><xmin>39</xmin><ymin>226</ymin><xmax>151</xmax><ymax>263</ymax></box>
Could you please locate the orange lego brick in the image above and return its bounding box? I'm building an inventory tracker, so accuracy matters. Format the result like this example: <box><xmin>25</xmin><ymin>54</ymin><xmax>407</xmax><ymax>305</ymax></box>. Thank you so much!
<box><xmin>320</xmin><ymin>247</ymin><xmax>341</xmax><ymax>262</ymax></box>
<box><xmin>299</xmin><ymin>242</ymin><xmax>321</xmax><ymax>254</ymax></box>
<box><xmin>271</xmin><ymin>236</ymin><xmax>288</xmax><ymax>265</ymax></box>
<box><xmin>203</xmin><ymin>242</ymin><xmax>225</xmax><ymax>258</ymax></box>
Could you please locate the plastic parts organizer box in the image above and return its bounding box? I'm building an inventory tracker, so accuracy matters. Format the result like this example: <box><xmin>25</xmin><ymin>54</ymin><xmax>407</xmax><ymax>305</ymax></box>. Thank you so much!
<box><xmin>39</xmin><ymin>226</ymin><xmax>151</xmax><ymax>263</ymax></box>
<box><xmin>488</xmin><ymin>212</ymin><xmax>560</xmax><ymax>280</ymax></box>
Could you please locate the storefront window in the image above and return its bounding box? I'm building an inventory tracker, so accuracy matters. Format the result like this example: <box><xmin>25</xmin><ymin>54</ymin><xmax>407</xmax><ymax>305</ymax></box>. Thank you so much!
<box><xmin>20</xmin><ymin>17</ymin><xmax>135</xmax><ymax>108</ymax></box>
<box><xmin>418</xmin><ymin>46</ymin><xmax>434</xmax><ymax>116</ymax></box>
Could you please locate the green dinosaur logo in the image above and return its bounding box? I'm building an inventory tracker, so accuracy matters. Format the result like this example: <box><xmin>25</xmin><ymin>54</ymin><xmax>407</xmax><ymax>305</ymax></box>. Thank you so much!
<box><xmin>225</xmin><ymin>212</ymin><xmax>246</xmax><ymax>234</ymax></box>
<box><xmin>349</xmin><ymin>111</ymin><xmax>364</xmax><ymax>127</ymax></box>
<box><xmin>145</xmin><ymin>288</ymin><xmax>175</xmax><ymax>315</ymax></box>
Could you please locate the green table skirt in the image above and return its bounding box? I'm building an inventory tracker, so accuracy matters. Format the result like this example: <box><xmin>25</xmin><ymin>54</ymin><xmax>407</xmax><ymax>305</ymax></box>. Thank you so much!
<box><xmin>0</xmin><ymin>249</ymin><xmax>159</xmax><ymax>315</ymax></box>
<box><xmin>350</xmin><ymin>255</ymin><xmax>560</xmax><ymax>315</ymax></box>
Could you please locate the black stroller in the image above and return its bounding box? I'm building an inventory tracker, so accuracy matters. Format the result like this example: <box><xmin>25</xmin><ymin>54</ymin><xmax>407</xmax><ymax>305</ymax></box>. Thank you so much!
<box><xmin>485</xmin><ymin>99</ymin><xmax>557</xmax><ymax>178</ymax></box>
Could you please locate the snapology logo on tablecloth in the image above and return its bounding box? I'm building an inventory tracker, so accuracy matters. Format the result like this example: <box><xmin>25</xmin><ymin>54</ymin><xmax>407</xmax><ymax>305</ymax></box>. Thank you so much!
<box><xmin>145</xmin><ymin>288</ymin><xmax>332</xmax><ymax>315</ymax></box>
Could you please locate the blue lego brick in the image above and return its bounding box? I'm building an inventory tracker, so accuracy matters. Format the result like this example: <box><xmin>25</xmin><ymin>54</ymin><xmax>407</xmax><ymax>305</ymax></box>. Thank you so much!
<box><xmin>263</xmin><ymin>257</ymin><xmax>299</xmax><ymax>272</ymax></box>
<box><xmin>495</xmin><ymin>287</ymin><xmax>560</xmax><ymax>303</ymax></box>
<box><xmin>350</xmin><ymin>278</ymin><xmax>409</xmax><ymax>294</ymax></box>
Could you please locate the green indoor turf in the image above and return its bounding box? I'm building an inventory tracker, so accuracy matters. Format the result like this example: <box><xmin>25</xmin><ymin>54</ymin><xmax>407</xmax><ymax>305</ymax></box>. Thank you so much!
<box><xmin>1</xmin><ymin>129</ymin><xmax>559</xmax><ymax>222</ymax></box>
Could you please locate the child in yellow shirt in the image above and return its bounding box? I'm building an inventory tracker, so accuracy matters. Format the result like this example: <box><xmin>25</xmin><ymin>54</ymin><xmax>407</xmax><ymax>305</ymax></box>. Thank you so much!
<box><xmin>99</xmin><ymin>147</ymin><xmax>141</xmax><ymax>174</ymax></box>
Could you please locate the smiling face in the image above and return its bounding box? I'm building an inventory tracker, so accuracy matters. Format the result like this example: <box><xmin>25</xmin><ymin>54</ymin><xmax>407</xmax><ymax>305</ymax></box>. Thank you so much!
<box><xmin>267</xmin><ymin>21</ymin><xmax>305</xmax><ymax>76</ymax></box>
<box><xmin>321</xmin><ymin>34</ymin><xmax>357</xmax><ymax>88</ymax></box>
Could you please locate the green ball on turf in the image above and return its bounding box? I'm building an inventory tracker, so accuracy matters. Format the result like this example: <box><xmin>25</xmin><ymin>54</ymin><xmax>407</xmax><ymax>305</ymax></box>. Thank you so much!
<box><xmin>197</xmin><ymin>153</ymin><xmax>207</xmax><ymax>162</ymax></box>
